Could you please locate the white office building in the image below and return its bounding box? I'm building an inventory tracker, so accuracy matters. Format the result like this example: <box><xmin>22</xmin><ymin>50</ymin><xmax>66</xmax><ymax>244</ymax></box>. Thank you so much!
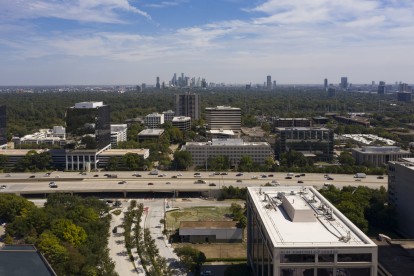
<box><xmin>110</xmin><ymin>124</ymin><xmax>128</xmax><ymax>147</ymax></box>
<box><xmin>388</xmin><ymin>158</ymin><xmax>414</xmax><ymax>238</ymax></box>
<box><xmin>205</xmin><ymin>106</ymin><xmax>241</xmax><ymax>130</ymax></box>
<box><xmin>144</xmin><ymin>113</ymin><xmax>165</xmax><ymax>128</ymax></box>
<box><xmin>172</xmin><ymin>116</ymin><xmax>191</xmax><ymax>132</ymax></box>
<box><xmin>247</xmin><ymin>186</ymin><xmax>378</xmax><ymax>276</ymax></box>
<box><xmin>183</xmin><ymin>138</ymin><xmax>273</xmax><ymax>168</ymax></box>
<box><xmin>13</xmin><ymin>127</ymin><xmax>67</xmax><ymax>147</ymax></box>
<box><xmin>352</xmin><ymin>146</ymin><xmax>412</xmax><ymax>167</ymax></box>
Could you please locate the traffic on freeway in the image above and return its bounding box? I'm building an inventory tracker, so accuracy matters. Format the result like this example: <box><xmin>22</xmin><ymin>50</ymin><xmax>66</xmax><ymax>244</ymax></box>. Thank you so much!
<box><xmin>0</xmin><ymin>171</ymin><xmax>388</xmax><ymax>196</ymax></box>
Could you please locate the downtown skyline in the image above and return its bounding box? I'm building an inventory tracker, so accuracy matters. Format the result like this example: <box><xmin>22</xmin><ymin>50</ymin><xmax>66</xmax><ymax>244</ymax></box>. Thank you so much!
<box><xmin>1</xmin><ymin>0</ymin><xmax>414</xmax><ymax>85</ymax></box>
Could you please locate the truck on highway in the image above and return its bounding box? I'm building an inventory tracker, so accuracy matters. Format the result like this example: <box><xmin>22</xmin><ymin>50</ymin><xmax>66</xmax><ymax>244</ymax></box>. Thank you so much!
<box><xmin>354</xmin><ymin>173</ymin><xmax>366</xmax><ymax>178</ymax></box>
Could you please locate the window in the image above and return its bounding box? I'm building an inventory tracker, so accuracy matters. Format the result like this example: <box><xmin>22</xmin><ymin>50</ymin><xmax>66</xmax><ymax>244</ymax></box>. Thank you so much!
<box><xmin>337</xmin><ymin>253</ymin><xmax>371</xmax><ymax>262</ymax></box>
<box><xmin>281</xmin><ymin>254</ymin><xmax>315</xmax><ymax>263</ymax></box>
<box><xmin>318</xmin><ymin>254</ymin><xmax>334</xmax><ymax>263</ymax></box>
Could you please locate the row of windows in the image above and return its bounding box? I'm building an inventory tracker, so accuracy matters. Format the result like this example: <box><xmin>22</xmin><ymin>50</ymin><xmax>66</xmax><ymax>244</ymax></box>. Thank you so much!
<box><xmin>280</xmin><ymin>253</ymin><xmax>372</xmax><ymax>263</ymax></box>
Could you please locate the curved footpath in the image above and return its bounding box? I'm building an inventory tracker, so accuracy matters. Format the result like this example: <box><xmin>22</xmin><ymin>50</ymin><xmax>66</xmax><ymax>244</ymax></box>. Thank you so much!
<box><xmin>108</xmin><ymin>202</ymin><xmax>145</xmax><ymax>276</ymax></box>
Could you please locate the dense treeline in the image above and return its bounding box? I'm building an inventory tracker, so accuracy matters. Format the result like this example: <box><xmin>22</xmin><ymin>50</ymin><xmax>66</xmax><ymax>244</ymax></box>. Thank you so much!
<box><xmin>2</xmin><ymin>88</ymin><xmax>414</xmax><ymax>138</ymax></box>
<box><xmin>319</xmin><ymin>185</ymin><xmax>396</xmax><ymax>234</ymax></box>
<box><xmin>0</xmin><ymin>194</ymin><xmax>116</xmax><ymax>275</ymax></box>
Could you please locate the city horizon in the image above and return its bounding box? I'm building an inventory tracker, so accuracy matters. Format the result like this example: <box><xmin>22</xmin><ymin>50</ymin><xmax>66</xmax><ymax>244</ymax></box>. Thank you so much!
<box><xmin>1</xmin><ymin>0</ymin><xmax>414</xmax><ymax>85</ymax></box>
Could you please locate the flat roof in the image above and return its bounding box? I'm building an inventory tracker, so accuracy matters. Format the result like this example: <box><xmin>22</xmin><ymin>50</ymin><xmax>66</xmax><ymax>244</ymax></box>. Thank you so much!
<box><xmin>138</xmin><ymin>129</ymin><xmax>165</xmax><ymax>136</ymax></box>
<box><xmin>248</xmin><ymin>186</ymin><xmax>376</xmax><ymax>248</ymax></box>
<box><xmin>0</xmin><ymin>245</ymin><xmax>54</xmax><ymax>275</ymax></box>
<box><xmin>100</xmin><ymin>149</ymin><xmax>149</xmax><ymax>156</ymax></box>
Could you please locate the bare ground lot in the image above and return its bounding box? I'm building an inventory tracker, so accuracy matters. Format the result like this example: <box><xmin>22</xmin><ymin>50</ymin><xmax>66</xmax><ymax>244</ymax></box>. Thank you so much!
<box><xmin>174</xmin><ymin>243</ymin><xmax>247</xmax><ymax>259</ymax></box>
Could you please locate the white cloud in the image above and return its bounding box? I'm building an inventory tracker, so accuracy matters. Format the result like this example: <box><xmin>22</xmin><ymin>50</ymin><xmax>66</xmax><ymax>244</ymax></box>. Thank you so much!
<box><xmin>0</xmin><ymin>0</ymin><xmax>151</xmax><ymax>23</ymax></box>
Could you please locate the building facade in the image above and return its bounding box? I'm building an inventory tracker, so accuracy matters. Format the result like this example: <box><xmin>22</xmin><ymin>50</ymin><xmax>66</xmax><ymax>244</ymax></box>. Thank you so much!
<box><xmin>110</xmin><ymin>124</ymin><xmax>128</xmax><ymax>147</ymax></box>
<box><xmin>272</xmin><ymin>118</ymin><xmax>312</xmax><ymax>128</ymax></box>
<box><xmin>163</xmin><ymin>110</ymin><xmax>175</xmax><ymax>122</ymax></box>
<box><xmin>275</xmin><ymin>127</ymin><xmax>334</xmax><ymax>161</ymax></box>
<box><xmin>397</xmin><ymin>92</ymin><xmax>412</xmax><ymax>102</ymax></box>
<box><xmin>175</xmin><ymin>93</ymin><xmax>200</xmax><ymax>120</ymax></box>
<box><xmin>171</xmin><ymin>116</ymin><xmax>191</xmax><ymax>132</ymax></box>
<box><xmin>183</xmin><ymin>138</ymin><xmax>273</xmax><ymax>168</ymax></box>
<box><xmin>66</xmin><ymin>101</ymin><xmax>111</xmax><ymax>151</ymax></box>
<box><xmin>388</xmin><ymin>159</ymin><xmax>414</xmax><ymax>238</ymax></box>
<box><xmin>144</xmin><ymin>113</ymin><xmax>165</xmax><ymax>129</ymax></box>
<box><xmin>205</xmin><ymin>106</ymin><xmax>241</xmax><ymax>130</ymax></box>
<box><xmin>352</xmin><ymin>146</ymin><xmax>412</xmax><ymax>167</ymax></box>
<box><xmin>247</xmin><ymin>186</ymin><xmax>378</xmax><ymax>276</ymax></box>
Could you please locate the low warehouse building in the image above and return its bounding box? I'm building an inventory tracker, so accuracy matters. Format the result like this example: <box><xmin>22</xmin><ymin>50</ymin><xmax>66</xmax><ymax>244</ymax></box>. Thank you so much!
<box><xmin>179</xmin><ymin>221</ymin><xmax>242</xmax><ymax>243</ymax></box>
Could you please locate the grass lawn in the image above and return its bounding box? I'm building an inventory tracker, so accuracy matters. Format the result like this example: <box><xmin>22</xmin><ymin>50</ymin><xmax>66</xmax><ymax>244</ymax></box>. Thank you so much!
<box><xmin>166</xmin><ymin>206</ymin><xmax>232</xmax><ymax>229</ymax></box>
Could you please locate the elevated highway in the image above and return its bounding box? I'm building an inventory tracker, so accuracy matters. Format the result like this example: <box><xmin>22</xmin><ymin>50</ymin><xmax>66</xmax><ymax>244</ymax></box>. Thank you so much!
<box><xmin>0</xmin><ymin>171</ymin><xmax>388</xmax><ymax>198</ymax></box>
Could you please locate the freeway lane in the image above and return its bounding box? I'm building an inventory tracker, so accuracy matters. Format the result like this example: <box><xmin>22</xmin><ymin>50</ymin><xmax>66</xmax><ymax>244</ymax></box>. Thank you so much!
<box><xmin>0</xmin><ymin>171</ymin><xmax>388</xmax><ymax>196</ymax></box>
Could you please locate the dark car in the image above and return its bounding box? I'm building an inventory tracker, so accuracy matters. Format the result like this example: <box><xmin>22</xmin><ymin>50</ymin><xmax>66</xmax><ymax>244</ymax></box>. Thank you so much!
<box><xmin>236</xmin><ymin>173</ymin><xmax>243</xmax><ymax>176</ymax></box>
<box><xmin>118</xmin><ymin>181</ymin><xmax>126</xmax><ymax>184</ymax></box>
<box><xmin>327</xmin><ymin>177</ymin><xmax>334</xmax><ymax>180</ymax></box>
<box><xmin>377</xmin><ymin>176</ymin><xmax>384</xmax><ymax>179</ymax></box>
<box><xmin>298</xmin><ymin>180</ymin><xmax>304</xmax><ymax>184</ymax></box>
<box><xmin>300</xmin><ymin>173</ymin><xmax>306</xmax><ymax>176</ymax></box>
<box><xmin>93</xmin><ymin>174</ymin><xmax>99</xmax><ymax>177</ymax></box>
<box><xmin>172</xmin><ymin>175</ymin><xmax>177</xmax><ymax>178</ymax></box>
<box><xmin>285</xmin><ymin>176</ymin><xmax>292</xmax><ymax>179</ymax></box>
<box><xmin>209</xmin><ymin>183</ymin><xmax>217</xmax><ymax>186</ymax></box>
<box><xmin>29</xmin><ymin>175</ymin><xmax>35</xmax><ymax>178</ymax></box>
<box><xmin>220</xmin><ymin>172</ymin><xmax>228</xmax><ymax>175</ymax></box>
<box><xmin>148</xmin><ymin>182</ymin><xmax>154</xmax><ymax>185</ymax></box>
<box><xmin>268</xmin><ymin>174</ymin><xmax>274</xmax><ymax>177</ymax></box>
<box><xmin>295</xmin><ymin>175</ymin><xmax>300</xmax><ymax>177</ymax></box>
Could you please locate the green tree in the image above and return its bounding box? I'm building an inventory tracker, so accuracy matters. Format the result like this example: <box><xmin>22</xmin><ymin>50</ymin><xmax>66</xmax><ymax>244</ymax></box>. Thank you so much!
<box><xmin>0</xmin><ymin>154</ymin><xmax>8</xmax><ymax>169</ymax></box>
<box><xmin>339</xmin><ymin>152</ymin><xmax>355</xmax><ymax>166</ymax></box>
<box><xmin>174</xmin><ymin>246</ymin><xmax>206</xmax><ymax>273</ymax></box>
<box><xmin>172</xmin><ymin>151</ymin><xmax>193</xmax><ymax>170</ymax></box>
<box><xmin>51</xmin><ymin>219</ymin><xmax>87</xmax><ymax>247</ymax></box>
<box><xmin>14</xmin><ymin>150</ymin><xmax>52</xmax><ymax>172</ymax></box>
<box><xmin>37</xmin><ymin>231</ymin><xmax>68</xmax><ymax>265</ymax></box>
<box><xmin>238</xmin><ymin>155</ymin><xmax>254</xmax><ymax>172</ymax></box>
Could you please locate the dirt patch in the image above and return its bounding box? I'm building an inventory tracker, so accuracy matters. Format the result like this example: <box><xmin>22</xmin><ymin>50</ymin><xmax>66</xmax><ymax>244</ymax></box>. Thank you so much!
<box><xmin>174</xmin><ymin>243</ymin><xmax>247</xmax><ymax>259</ymax></box>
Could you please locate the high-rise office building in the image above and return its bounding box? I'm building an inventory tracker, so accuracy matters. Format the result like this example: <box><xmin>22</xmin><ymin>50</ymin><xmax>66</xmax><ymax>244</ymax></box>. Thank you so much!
<box><xmin>399</xmin><ymin>83</ymin><xmax>409</xmax><ymax>92</ymax></box>
<box><xmin>388</xmin><ymin>158</ymin><xmax>414</xmax><ymax>238</ymax></box>
<box><xmin>175</xmin><ymin>93</ymin><xmax>200</xmax><ymax>120</ymax></box>
<box><xmin>324</xmin><ymin>78</ymin><xmax>328</xmax><ymax>90</ymax></box>
<box><xmin>0</xmin><ymin>105</ymin><xmax>6</xmax><ymax>146</ymax></box>
<box><xmin>378</xmin><ymin>81</ymin><xmax>386</xmax><ymax>95</ymax></box>
<box><xmin>66</xmin><ymin>102</ymin><xmax>111</xmax><ymax>151</ymax></box>
<box><xmin>267</xmin><ymin>75</ymin><xmax>272</xmax><ymax>90</ymax></box>
<box><xmin>205</xmin><ymin>106</ymin><xmax>241</xmax><ymax>130</ymax></box>
<box><xmin>341</xmin><ymin>77</ymin><xmax>348</xmax><ymax>91</ymax></box>
<box><xmin>247</xmin><ymin>186</ymin><xmax>378</xmax><ymax>276</ymax></box>
<box><xmin>328</xmin><ymin>87</ymin><xmax>336</xmax><ymax>97</ymax></box>
<box><xmin>273</xmin><ymin>80</ymin><xmax>277</xmax><ymax>90</ymax></box>
<box><xmin>397</xmin><ymin>92</ymin><xmax>412</xmax><ymax>102</ymax></box>
<box><xmin>156</xmin><ymin>76</ymin><xmax>161</xmax><ymax>89</ymax></box>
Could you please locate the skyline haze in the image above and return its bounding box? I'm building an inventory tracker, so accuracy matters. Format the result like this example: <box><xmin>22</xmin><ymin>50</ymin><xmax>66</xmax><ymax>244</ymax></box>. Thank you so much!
<box><xmin>1</xmin><ymin>0</ymin><xmax>413</xmax><ymax>85</ymax></box>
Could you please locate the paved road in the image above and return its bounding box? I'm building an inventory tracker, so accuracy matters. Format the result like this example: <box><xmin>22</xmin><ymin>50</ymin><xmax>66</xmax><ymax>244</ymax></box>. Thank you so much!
<box><xmin>0</xmin><ymin>171</ymin><xmax>388</xmax><ymax>196</ymax></box>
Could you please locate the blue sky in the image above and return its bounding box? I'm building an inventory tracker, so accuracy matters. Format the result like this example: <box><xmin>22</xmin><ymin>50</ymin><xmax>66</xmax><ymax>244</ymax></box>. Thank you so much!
<box><xmin>0</xmin><ymin>0</ymin><xmax>413</xmax><ymax>85</ymax></box>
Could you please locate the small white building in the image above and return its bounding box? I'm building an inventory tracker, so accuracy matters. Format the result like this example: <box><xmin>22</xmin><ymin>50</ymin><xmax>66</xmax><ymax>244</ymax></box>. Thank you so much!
<box><xmin>137</xmin><ymin>129</ymin><xmax>165</xmax><ymax>143</ymax></box>
<box><xmin>110</xmin><ymin>124</ymin><xmax>128</xmax><ymax>147</ymax></box>
<box><xmin>13</xmin><ymin>127</ymin><xmax>67</xmax><ymax>147</ymax></box>
<box><xmin>247</xmin><ymin>186</ymin><xmax>378</xmax><ymax>276</ymax></box>
<box><xmin>144</xmin><ymin>113</ymin><xmax>165</xmax><ymax>129</ymax></box>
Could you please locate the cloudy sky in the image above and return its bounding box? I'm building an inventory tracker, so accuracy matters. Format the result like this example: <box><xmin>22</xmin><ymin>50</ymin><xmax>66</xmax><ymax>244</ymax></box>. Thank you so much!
<box><xmin>0</xmin><ymin>0</ymin><xmax>413</xmax><ymax>85</ymax></box>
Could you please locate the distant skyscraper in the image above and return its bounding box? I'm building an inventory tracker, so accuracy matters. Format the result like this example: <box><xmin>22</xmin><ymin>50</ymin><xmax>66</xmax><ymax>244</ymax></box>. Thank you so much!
<box><xmin>399</xmin><ymin>83</ymin><xmax>409</xmax><ymax>92</ymax></box>
<box><xmin>341</xmin><ymin>77</ymin><xmax>348</xmax><ymax>91</ymax></box>
<box><xmin>136</xmin><ymin>85</ymin><xmax>142</xmax><ymax>92</ymax></box>
<box><xmin>0</xmin><ymin>105</ymin><xmax>6</xmax><ymax>146</ymax></box>
<box><xmin>328</xmin><ymin>87</ymin><xmax>336</xmax><ymax>97</ymax></box>
<box><xmin>141</xmin><ymin>83</ymin><xmax>146</xmax><ymax>91</ymax></box>
<box><xmin>266</xmin><ymin>75</ymin><xmax>271</xmax><ymax>90</ymax></box>
<box><xmin>175</xmin><ymin>93</ymin><xmax>200</xmax><ymax>120</ymax></box>
<box><xmin>324</xmin><ymin>78</ymin><xmax>328</xmax><ymax>90</ymax></box>
<box><xmin>273</xmin><ymin>80</ymin><xmax>277</xmax><ymax>90</ymax></box>
<box><xmin>156</xmin><ymin>77</ymin><xmax>160</xmax><ymax>89</ymax></box>
<box><xmin>378</xmin><ymin>81</ymin><xmax>386</xmax><ymax>95</ymax></box>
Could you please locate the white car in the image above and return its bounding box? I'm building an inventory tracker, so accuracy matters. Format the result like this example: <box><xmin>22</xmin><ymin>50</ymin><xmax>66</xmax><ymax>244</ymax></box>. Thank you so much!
<box><xmin>251</xmin><ymin>176</ymin><xmax>258</xmax><ymax>179</ymax></box>
<box><xmin>0</xmin><ymin>185</ymin><xmax>7</xmax><ymax>189</ymax></box>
